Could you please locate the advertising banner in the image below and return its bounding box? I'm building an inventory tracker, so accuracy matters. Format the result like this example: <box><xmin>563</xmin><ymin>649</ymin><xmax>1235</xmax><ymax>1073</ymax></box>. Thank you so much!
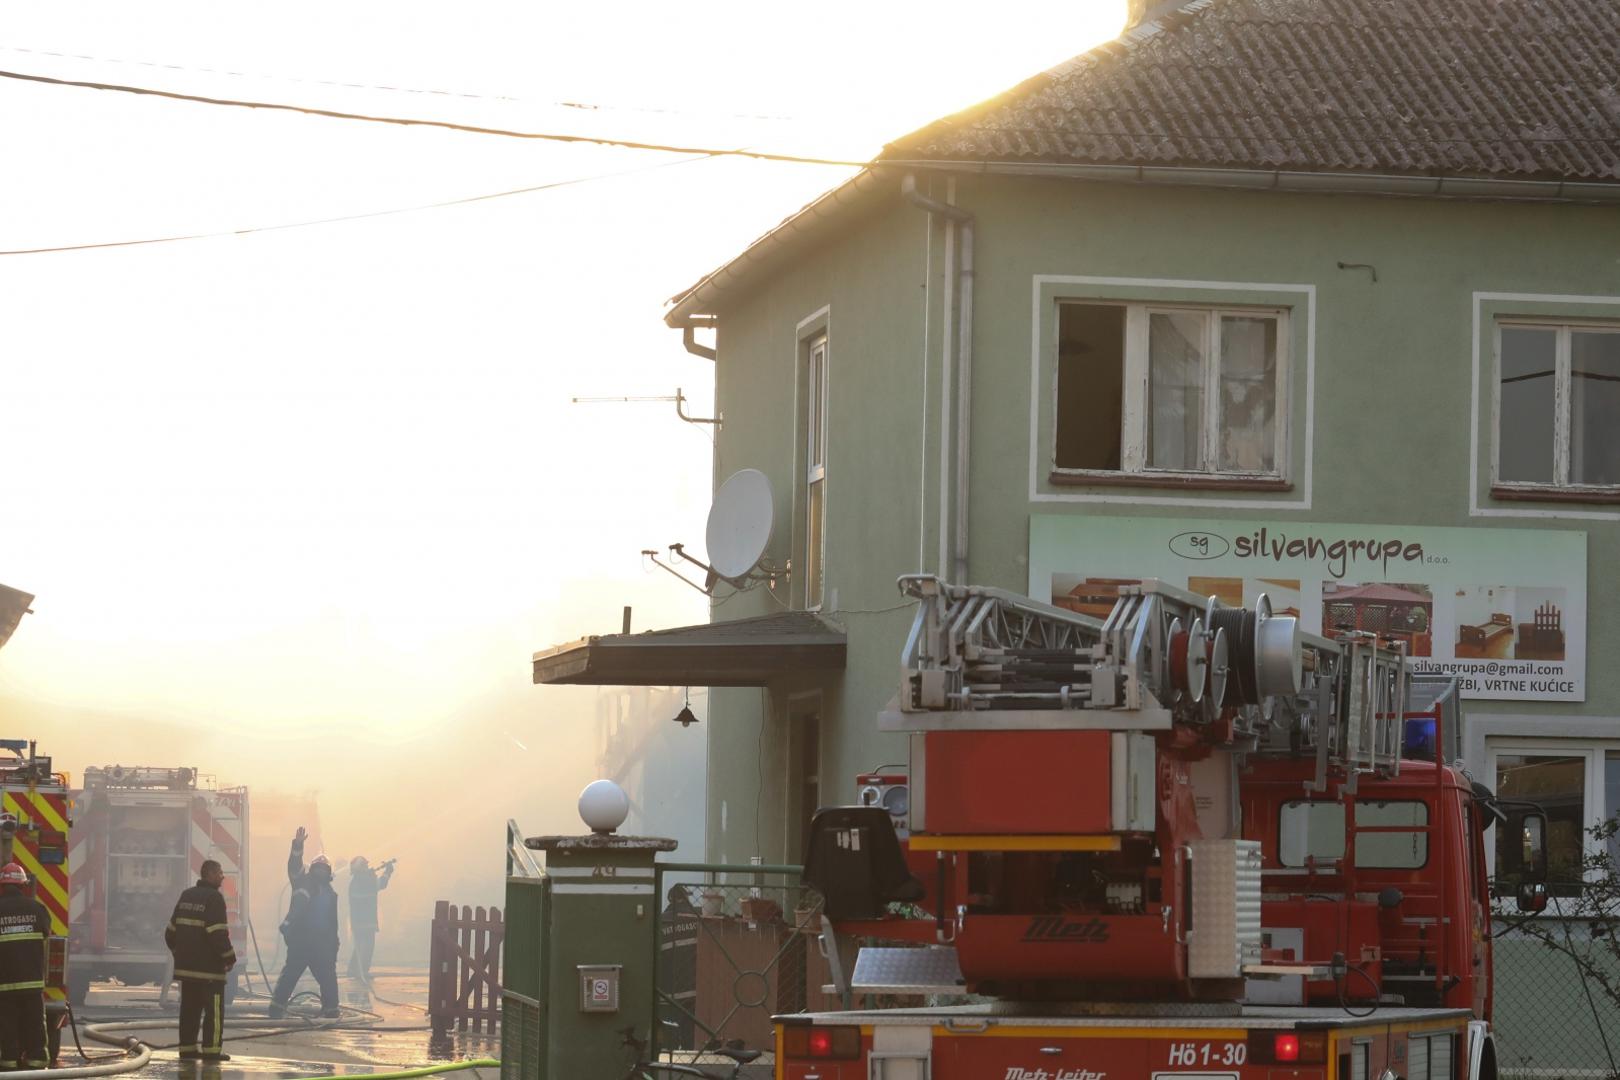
<box><xmin>1029</xmin><ymin>515</ymin><xmax>1586</xmax><ymax>702</ymax></box>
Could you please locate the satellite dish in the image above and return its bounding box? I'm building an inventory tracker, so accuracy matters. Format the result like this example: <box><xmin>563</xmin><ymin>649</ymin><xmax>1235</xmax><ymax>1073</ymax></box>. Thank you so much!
<box><xmin>705</xmin><ymin>469</ymin><xmax>774</xmax><ymax>580</ymax></box>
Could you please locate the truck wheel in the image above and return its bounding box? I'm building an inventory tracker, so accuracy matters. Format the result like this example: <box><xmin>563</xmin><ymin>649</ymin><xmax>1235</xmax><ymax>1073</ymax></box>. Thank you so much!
<box><xmin>68</xmin><ymin>968</ymin><xmax>91</xmax><ymax>1006</ymax></box>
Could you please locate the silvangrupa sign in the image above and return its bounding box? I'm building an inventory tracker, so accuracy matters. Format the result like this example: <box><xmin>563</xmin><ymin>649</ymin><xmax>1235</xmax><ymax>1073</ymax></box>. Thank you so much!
<box><xmin>1029</xmin><ymin>515</ymin><xmax>1586</xmax><ymax>702</ymax></box>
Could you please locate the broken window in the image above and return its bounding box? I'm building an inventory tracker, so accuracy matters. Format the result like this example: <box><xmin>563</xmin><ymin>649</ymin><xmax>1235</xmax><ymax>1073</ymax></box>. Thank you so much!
<box><xmin>1496</xmin><ymin>320</ymin><xmax>1620</xmax><ymax>490</ymax></box>
<box><xmin>1055</xmin><ymin>302</ymin><xmax>1286</xmax><ymax>479</ymax></box>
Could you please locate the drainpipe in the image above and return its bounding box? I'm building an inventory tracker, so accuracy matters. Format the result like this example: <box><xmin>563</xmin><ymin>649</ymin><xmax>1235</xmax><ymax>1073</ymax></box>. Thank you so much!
<box><xmin>679</xmin><ymin>315</ymin><xmax>718</xmax><ymax>360</ymax></box>
<box><xmin>901</xmin><ymin>174</ymin><xmax>975</xmax><ymax>584</ymax></box>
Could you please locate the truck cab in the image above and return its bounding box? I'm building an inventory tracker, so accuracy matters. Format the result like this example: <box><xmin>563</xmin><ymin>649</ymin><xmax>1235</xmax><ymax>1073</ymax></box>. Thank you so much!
<box><xmin>1242</xmin><ymin>757</ymin><xmax>1496</xmax><ymax>1016</ymax></box>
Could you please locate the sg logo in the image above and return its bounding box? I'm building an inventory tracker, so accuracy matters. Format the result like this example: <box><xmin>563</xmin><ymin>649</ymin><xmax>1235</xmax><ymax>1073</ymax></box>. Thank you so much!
<box><xmin>1168</xmin><ymin>531</ymin><xmax>1231</xmax><ymax>561</ymax></box>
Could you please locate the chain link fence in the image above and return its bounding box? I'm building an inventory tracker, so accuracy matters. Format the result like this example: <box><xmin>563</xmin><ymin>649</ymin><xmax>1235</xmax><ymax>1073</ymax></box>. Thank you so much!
<box><xmin>652</xmin><ymin>863</ymin><xmax>825</xmax><ymax>1077</ymax></box>
<box><xmin>1494</xmin><ymin>914</ymin><xmax>1620</xmax><ymax>1080</ymax></box>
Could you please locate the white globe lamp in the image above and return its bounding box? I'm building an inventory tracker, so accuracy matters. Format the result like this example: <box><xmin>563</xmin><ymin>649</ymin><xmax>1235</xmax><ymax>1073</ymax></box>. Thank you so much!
<box><xmin>578</xmin><ymin>779</ymin><xmax>630</xmax><ymax>835</ymax></box>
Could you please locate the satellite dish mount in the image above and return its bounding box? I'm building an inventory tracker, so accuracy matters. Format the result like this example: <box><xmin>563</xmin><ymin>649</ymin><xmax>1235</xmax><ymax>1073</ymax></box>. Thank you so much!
<box><xmin>644</xmin><ymin>469</ymin><xmax>786</xmax><ymax>595</ymax></box>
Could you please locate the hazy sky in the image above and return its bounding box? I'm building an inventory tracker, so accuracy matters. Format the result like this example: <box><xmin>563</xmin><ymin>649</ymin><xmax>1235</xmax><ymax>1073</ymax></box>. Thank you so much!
<box><xmin>0</xmin><ymin>0</ymin><xmax>1125</xmax><ymax>950</ymax></box>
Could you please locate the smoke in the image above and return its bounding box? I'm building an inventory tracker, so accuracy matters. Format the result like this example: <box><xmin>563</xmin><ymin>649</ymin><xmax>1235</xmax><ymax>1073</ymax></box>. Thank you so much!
<box><xmin>2</xmin><ymin>616</ymin><xmax>706</xmax><ymax>968</ymax></box>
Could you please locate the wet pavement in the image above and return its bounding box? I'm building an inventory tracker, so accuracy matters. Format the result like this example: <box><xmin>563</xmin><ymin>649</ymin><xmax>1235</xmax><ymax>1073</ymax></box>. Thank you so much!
<box><xmin>64</xmin><ymin>968</ymin><xmax>498</xmax><ymax>1079</ymax></box>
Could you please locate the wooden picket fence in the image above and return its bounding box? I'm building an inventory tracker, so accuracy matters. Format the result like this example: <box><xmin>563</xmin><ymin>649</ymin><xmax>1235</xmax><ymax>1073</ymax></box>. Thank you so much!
<box><xmin>428</xmin><ymin>900</ymin><xmax>504</xmax><ymax>1036</ymax></box>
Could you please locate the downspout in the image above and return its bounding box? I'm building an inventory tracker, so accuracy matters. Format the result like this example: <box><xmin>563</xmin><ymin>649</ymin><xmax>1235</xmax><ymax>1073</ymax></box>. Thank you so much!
<box><xmin>901</xmin><ymin>174</ymin><xmax>975</xmax><ymax>584</ymax></box>
<box><xmin>680</xmin><ymin>315</ymin><xmax>718</xmax><ymax>360</ymax></box>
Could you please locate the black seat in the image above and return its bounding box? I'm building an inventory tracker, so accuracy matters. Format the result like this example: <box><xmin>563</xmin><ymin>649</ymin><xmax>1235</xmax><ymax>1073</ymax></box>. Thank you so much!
<box><xmin>716</xmin><ymin>1047</ymin><xmax>763</xmax><ymax>1064</ymax></box>
<box><xmin>802</xmin><ymin>806</ymin><xmax>925</xmax><ymax>920</ymax></box>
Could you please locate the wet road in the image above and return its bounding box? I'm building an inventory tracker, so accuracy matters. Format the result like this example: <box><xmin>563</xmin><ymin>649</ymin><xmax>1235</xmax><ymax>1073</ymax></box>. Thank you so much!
<box><xmin>64</xmin><ymin>968</ymin><xmax>498</xmax><ymax>1079</ymax></box>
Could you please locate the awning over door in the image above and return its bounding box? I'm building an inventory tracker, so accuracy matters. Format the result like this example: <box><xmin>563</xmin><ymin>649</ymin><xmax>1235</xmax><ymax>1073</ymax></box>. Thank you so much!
<box><xmin>531</xmin><ymin>611</ymin><xmax>846</xmax><ymax>687</ymax></box>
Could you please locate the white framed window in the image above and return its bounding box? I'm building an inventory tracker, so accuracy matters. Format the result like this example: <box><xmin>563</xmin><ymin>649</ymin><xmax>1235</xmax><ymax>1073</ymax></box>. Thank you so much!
<box><xmin>1487</xmin><ymin>739</ymin><xmax>1620</xmax><ymax>895</ymax></box>
<box><xmin>1494</xmin><ymin>319</ymin><xmax>1620</xmax><ymax>491</ymax></box>
<box><xmin>803</xmin><ymin>333</ymin><xmax>828</xmax><ymax>609</ymax></box>
<box><xmin>1055</xmin><ymin>301</ymin><xmax>1287</xmax><ymax>481</ymax></box>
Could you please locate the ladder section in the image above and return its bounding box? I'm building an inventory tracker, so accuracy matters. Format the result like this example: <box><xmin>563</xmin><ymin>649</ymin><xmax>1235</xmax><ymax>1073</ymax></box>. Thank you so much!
<box><xmin>890</xmin><ymin>575</ymin><xmax>1411</xmax><ymax>780</ymax></box>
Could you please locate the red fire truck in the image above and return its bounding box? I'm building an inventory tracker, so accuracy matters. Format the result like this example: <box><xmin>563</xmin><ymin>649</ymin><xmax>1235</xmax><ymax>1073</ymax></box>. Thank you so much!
<box><xmin>796</xmin><ymin>577</ymin><xmax>1548</xmax><ymax>1080</ymax></box>
<box><xmin>0</xmin><ymin>740</ymin><xmax>72</xmax><ymax>1065</ymax></box>
<box><xmin>66</xmin><ymin>766</ymin><xmax>250</xmax><ymax>1004</ymax></box>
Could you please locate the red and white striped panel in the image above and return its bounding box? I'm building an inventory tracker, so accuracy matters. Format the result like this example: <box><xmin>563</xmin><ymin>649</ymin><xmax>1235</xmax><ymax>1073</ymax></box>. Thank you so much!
<box><xmin>191</xmin><ymin>794</ymin><xmax>245</xmax><ymax>929</ymax></box>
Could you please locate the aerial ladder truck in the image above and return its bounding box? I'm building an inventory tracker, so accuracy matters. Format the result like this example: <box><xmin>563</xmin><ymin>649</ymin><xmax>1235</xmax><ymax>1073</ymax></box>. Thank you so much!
<box><xmin>793</xmin><ymin>577</ymin><xmax>1549</xmax><ymax>1080</ymax></box>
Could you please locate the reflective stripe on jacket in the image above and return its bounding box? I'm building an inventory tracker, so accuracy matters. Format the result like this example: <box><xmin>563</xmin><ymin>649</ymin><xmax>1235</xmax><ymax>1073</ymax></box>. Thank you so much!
<box><xmin>165</xmin><ymin>881</ymin><xmax>235</xmax><ymax>980</ymax></box>
<box><xmin>0</xmin><ymin>889</ymin><xmax>49</xmax><ymax>991</ymax></box>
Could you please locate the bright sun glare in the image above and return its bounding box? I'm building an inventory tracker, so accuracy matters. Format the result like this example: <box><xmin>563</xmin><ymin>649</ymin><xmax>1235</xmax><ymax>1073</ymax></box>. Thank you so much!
<box><xmin>0</xmin><ymin>0</ymin><xmax>1128</xmax><ymax>738</ymax></box>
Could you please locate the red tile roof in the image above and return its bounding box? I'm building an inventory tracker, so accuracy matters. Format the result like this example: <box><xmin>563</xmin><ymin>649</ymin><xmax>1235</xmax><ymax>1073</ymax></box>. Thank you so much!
<box><xmin>882</xmin><ymin>0</ymin><xmax>1620</xmax><ymax>183</ymax></box>
<box><xmin>1324</xmin><ymin>583</ymin><xmax>1433</xmax><ymax>604</ymax></box>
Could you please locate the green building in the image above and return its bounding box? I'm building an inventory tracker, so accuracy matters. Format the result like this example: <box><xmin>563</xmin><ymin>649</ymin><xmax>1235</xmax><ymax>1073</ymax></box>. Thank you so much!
<box><xmin>535</xmin><ymin>0</ymin><xmax>1620</xmax><ymax>1071</ymax></box>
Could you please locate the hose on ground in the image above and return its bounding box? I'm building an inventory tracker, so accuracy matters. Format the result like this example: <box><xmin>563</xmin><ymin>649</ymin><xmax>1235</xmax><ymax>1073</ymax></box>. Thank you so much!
<box><xmin>284</xmin><ymin>1058</ymin><xmax>500</xmax><ymax>1080</ymax></box>
<box><xmin>8</xmin><ymin>1040</ymin><xmax>150</xmax><ymax>1079</ymax></box>
<box><xmin>61</xmin><ymin>1004</ymin><xmax>126</xmax><ymax>1063</ymax></box>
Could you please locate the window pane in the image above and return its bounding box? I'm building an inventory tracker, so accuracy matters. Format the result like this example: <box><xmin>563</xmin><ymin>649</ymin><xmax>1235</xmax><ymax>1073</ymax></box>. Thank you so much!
<box><xmin>1498</xmin><ymin>327</ymin><xmax>1557</xmax><ymax>483</ymax></box>
<box><xmin>1148</xmin><ymin>311</ymin><xmax>1206</xmax><ymax>470</ymax></box>
<box><xmin>1055</xmin><ymin>304</ymin><xmax>1126</xmax><ymax>470</ymax></box>
<box><xmin>1496</xmin><ymin>753</ymin><xmax>1585</xmax><ymax>889</ymax></box>
<box><xmin>1570</xmin><ymin>331</ymin><xmax>1620</xmax><ymax>486</ymax></box>
<box><xmin>805</xmin><ymin>479</ymin><xmax>824</xmax><ymax>608</ymax></box>
<box><xmin>807</xmin><ymin>341</ymin><xmax>827</xmax><ymax>471</ymax></box>
<box><xmin>1218</xmin><ymin>315</ymin><xmax>1278</xmax><ymax>472</ymax></box>
<box><xmin>1354</xmin><ymin>800</ymin><xmax>1428</xmax><ymax>868</ymax></box>
<box><xmin>1279</xmin><ymin>800</ymin><xmax>1345</xmax><ymax>866</ymax></box>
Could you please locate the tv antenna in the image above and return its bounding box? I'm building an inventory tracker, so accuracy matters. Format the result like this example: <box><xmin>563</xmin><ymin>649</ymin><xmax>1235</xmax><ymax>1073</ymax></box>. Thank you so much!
<box><xmin>570</xmin><ymin>387</ymin><xmax>719</xmax><ymax>427</ymax></box>
<box><xmin>644</xmin><ymin>469</ymin><xmax>786</xmax><ymax>595</ymax></box>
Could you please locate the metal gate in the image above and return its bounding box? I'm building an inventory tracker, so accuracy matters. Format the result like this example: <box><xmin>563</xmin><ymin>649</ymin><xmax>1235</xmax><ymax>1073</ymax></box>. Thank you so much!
<box><xmin>652</xmin><ymin>861</ymin><xmax>823</xmax><ymax>1071</ymax></box>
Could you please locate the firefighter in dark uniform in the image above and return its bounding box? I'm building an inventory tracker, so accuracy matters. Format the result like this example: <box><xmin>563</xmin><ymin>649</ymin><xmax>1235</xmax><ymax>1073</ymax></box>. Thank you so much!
<box><xmin>165</xmin><ymin>859</ymin><xmax>236</xmax><ymax>1061</ymax></box>
<box><xmin>271</xmin><ymin>827</ymin><xmax>340</xmax><ymax>1018</ymax></box>
<box><xmin>0</xmin><ymin>862</ymin><xmax>50</xmax><ymax>1071</ymax></box>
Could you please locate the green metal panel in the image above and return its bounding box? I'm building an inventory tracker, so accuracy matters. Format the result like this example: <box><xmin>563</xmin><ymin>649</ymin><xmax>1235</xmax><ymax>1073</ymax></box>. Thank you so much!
<box><xmin>501</xmin><ymin>876</ymin><xmax>549</xmax><ymax>1080</ymax></box>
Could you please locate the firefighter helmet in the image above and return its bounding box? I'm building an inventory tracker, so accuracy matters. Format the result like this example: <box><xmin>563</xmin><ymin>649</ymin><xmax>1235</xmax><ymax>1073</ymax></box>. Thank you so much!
<box><xmin>0</xmin><ymin>812</ymin><xmax>15</xmax><ymax>835</ymax></box>
<box><xmin>311</xmin><ymin>854</ymin><xmax>331</xmax><ymax>869</ymax></box>
<box><xmin>0</xmin><ymin>863</ymin><xmax>26</xmax><ymax>886</ymax></box>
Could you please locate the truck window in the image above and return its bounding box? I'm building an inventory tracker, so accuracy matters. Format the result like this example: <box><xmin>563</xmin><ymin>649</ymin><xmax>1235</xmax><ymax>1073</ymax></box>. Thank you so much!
<box><xmin>1279</xmin><ymin>800</ymin><xmax>1429</xmax><ymax>868</ymax></box>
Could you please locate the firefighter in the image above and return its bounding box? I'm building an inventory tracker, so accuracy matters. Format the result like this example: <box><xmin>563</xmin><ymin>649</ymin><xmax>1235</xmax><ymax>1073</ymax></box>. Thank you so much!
<box><xmin>345</xmin><ymin>856</ymin><xmax>394</xmax><ymax>983</ymax></box>
<box><xmin>270</xmin><ymin>827</ymin><xmax>340</xmax><ymax>1018</ymax></box>
<box><xmin>657</xmin><ymin>884</ymin><xmax>699</xmax><ymax>1049</ymax></box>
<box><xmin>164</xmin><ymin>859</ymin><xmax>236</xmax><ymax>1061</ymax></box>
<box><xmin>0</xmin><ymin>862</ymin><xmax>49</xmax><ymax>1072</ymax></box>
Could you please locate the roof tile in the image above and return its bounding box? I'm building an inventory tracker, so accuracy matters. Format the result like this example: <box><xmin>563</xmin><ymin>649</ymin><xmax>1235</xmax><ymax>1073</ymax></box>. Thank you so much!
<box><xmin>883</xmin><ymin>0</ymin><xmax>1620</xmax><ymax>182</ymax></box>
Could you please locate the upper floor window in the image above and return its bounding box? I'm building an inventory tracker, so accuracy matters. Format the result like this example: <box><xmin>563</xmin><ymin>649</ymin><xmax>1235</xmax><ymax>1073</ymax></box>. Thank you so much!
<box><xmin>1496</xmin><ymin>320</ymin><xmax>1620</xmax><ymax>492</ymax></box>
<box><xmin>1056</xmin><ymin>302</ymin><xmax>1287</xmax><ymax>480</ymax></box>
<box><xmin>803</xmin><ymin>334</ymin><xmax>828</xmax><ymax>609</ymax></box>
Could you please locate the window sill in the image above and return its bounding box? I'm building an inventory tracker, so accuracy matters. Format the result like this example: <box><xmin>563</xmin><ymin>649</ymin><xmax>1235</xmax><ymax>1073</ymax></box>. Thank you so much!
<box><xmin>1049</xmin><ymin>470</ymin><xmax>1293</xmax><ymax>493</ymax></box>
<box><xmin>1490</xmin><ymin>483</ymin><xmax>1620</xmax><ymax>505</ymax></box>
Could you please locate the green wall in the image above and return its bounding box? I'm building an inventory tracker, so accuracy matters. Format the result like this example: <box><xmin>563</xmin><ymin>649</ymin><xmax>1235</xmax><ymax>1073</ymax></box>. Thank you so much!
<box><xmin>700</xmin><ymin>172</ymin><xmax>1620</xmax><ymax>865</ymax></box>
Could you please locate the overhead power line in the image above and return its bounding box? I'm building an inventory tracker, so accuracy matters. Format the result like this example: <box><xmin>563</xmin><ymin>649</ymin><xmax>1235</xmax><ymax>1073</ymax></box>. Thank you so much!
<box><xmin>0</xmin><ymin>154</ymin><xmax>712</xmax><ymax>256</ymax></box>
<box><xmin>0</xmin><ymin>68</ymin><xmax>871</xmax><ymax>166</ymax></box>
<box><xmin>0</xmin><ymin>45</ymin><xmax>802</xmax><ymax>120</ymax></box>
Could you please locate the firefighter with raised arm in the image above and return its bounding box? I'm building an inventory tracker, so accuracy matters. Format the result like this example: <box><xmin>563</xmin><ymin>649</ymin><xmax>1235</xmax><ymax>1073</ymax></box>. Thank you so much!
<box><xmin>165</xmin><ymin>859</ymin><xmax>237</xmax><ymax>1061</ymax></box>
<box><xmin>0</xmin><ymin>863</ymin><xmax>50</xmax><ymax>1071</ymax></box>
<box><xmin>271</xmin><ymin>827</ymin><xmax>340</xmax><ymax>1018</ymax></box>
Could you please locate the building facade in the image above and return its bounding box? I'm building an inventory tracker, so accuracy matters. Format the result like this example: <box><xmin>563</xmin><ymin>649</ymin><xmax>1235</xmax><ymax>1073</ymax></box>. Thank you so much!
<box><xmin>538</xmin><ymin>0</ymin><xmax>1620</xmax><ymax>1065</ymax></box>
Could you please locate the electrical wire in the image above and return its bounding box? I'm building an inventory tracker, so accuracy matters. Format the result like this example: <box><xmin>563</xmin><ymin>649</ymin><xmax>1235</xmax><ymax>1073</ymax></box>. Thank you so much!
<box><xmin>0</xmin><ymin>68</ymin><xmax>870</xmax><ymax>166</ymax></box>
<box><xmin>1334</xmin><ymin>962</ymin><xmax>1380</xmax><ymax>1019</ymax></box>
<box><xmin>0</xmin><ymin>153</ymin><xmax>713</xmax><ymax>256</ymax></box>
<box><xmin>0</xmin><ymin>44</ymin><xmax>801</xmax><ymax>120</ymax></box>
